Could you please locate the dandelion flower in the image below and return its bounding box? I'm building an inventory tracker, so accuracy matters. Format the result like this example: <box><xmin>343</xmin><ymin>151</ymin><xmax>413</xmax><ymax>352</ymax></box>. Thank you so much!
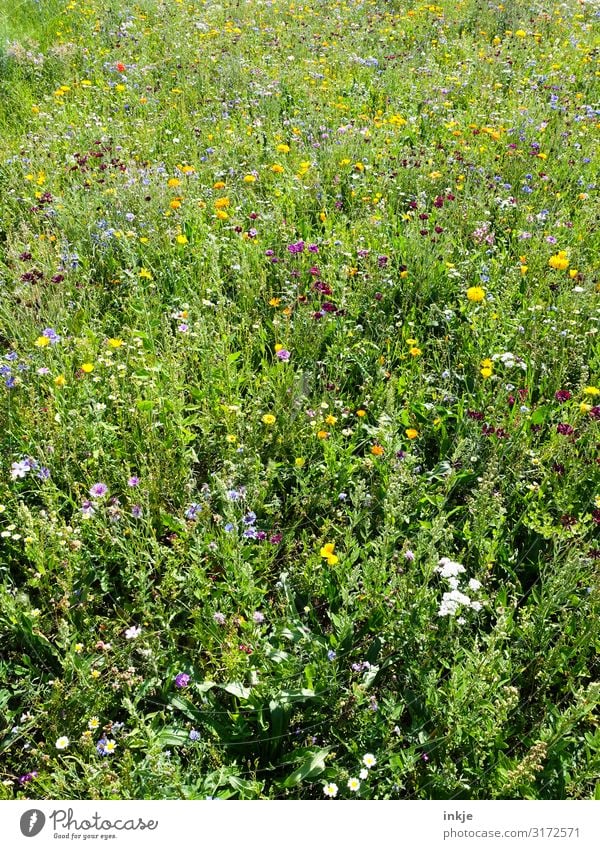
<box><xmin>405</xmin><ymin>428</ymin><xmax>419</xmax><ymax>440</ymax></box>
<box><xmin>262</xmin><ymin>413</ymin><xmax>276</xmax><ymax>425</ymax></box>
<box><xmin>549</xmin><ymin>251</ymin><xmax>569</xmax><ymax>271</ymax></box>
<box><xmin>466</xmin><ymin>286</ymin><xmax>485</xmax><ymax>302</ymax></box>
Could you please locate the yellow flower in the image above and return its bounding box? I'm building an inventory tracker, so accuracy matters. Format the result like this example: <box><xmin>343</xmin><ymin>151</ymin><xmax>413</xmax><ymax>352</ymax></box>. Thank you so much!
<box><xmin>170</xmin><ymin>198</ymin><xmax>182</xmax><ymax>209</ymax></box>
<box><xmin>74</xmin><ymin>643</ymin><xmax>84</xmax><ymax>653</ymax></box>
<box><xmin>213</xmin><ymin>181</ymin><xmax>226</xmax><ymax>189</ymax></box>
<box><xmin>216</xmin><ymin>210</ymin><xmax>229</xmax><ymax>220</ymax></box>
<box><xmin>243</xmin><ymin>174</ymin><xmax>257</xmax><ymax>183</ymax></box>
<box><xmin>569</xmin><ymin>269</ymin><xmax>578</xmax><ymax>278</ymax></box>
<box><xmin>405</xmin><ymin>428</ymin><xmax>419</xmax><ymax>439</ymax></box>
<box><xmin>176</xmin><ymin>234</ymin><xmax>188</xmax><ymax>245</ymax></box>
<box><xmin>583</xmin><ymin>386</ymin><xmax>599</xmax><ymax>396</ymax></box>
<box><xmin>271</xmin><ymin>163</ymin><xmax>284</xmax><ymax>173</ymax></box>
<box><xmin>269</xmin><ymin>297</ymin><xmax>281</xmax><ymax>307</ymax></box>
<box><xmin>91</xmin><ymin>669</ymin><xmax>101</xmax><ymax>679</ymax></box>
<box><xmin>276</xmin><ymin>143</ymin><xmax>290</xmax><ymax>153</ymax></box>
<box><xmin>515</xmin><ymin>29</ymin><xmax>527</xmax><ymax>37</ymax></box>
<box><xmin>107</xmin><ymin>338</ymin><xmax>123</xmax><ymax>348</ymax></box>
<box><xmin>580</xmin><ymin>403</ymin><xmax>591</xmax><ymax>413</ymax></box>
<box><xmin>54</xmin><ymin>374</ymin><xmax>66</xmax><ymax>386</ymax></box>
<box><xmin>226</xmin><ymin>434</ymin><xmax>238</xmax><ymax>444</ymax></box>
<box><xmin>81</xmin><ymin>363</ymin><xmax>94</xmax><ymax>373</ymax></box>
<box><xmin>167</xmin><ymin>178</ymin><xmax>181</xmax><ymax>188</ymax></box>
<box><xmin>294</xmin><ymin>457</ymin><xmax>305</xmax><ymax>468</ymax></box>
<box><xmin>214</xmin><ymin>197</ymin><xmax>230</xmax><ymax>209</ymax></box>
<box><xmin>317</xmin><ymin>430</ymin><xmax>329</xmax><ymax>439</ymax></box>
<box><xmin>35</xmin><ymin>335</ymin><xmax>50</xmax><ymax>347</ymax></box>
<box><xmin>371</xmin><ymin>444</ymin><xmax>384</xmax><ymax>456</ymax></box>
<box><xmin>481</xmin><ymin>367</ymin><xmax>493</xmax><ymax>378</ymax></box>
<box><xmin>262</xmin><ymin>413</ymin><xmax>276</xmax><ymax>425</ymax></box>
<box><xmin>139</xmin><ymin>267</ymin><xmax>153</xmax><ymax>279</ymax></box>
<box><xmin>549</xmin><ymin>251</ymin><xmax>569</xmax><ymax>271</ymax></box>
<box><xmin>406</xmin><ymin>338</ymin><xmax>418</xmax><ymax>346</ymax></box>
<box><xmin>409</xmin><ymin>347</ymin><xmax>422</xmax><ymax>357</ymax></box>
<box><xmin>356</xmin><ymin>409</ymin><xmax>366</xmax><ymax>417</ymax></box>
<box><xmin>320</xmin><ymin>543</ymin><xmax>338</xmax><ymax>566</ymax></box>
<box><xmin>325</xmin><ymin>414</ymin><xmax>337</xmax><ymax>426</ymax></box>
<box><xmin>466</xmin><ymin>286</ymin><xmax>485</xmax><ymax>302</ymax></box>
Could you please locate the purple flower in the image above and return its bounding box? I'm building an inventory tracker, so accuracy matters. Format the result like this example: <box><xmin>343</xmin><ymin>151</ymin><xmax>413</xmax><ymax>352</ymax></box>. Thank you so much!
<box><xmin>127</xmin><ymin>476</ymin><xmax>140</xmax><ymax>487</ymax></box>
<box><xmin>287</xmin><ymin>240</ymin><xmax>305</xmax><ymax>254</ymax></box>
<box><xmin>276</xmin><ymin>349</ymin><xmax>291</xmax><ymax>361</ymax></box>
<box><xmin>269</xmin><ymin>533</ymin><xmax>282</xmax><ymax>544</ymax></box>
<box><xmin>174</xmin><ymin>672</ymin><xmax>190</xmax><ymax>688</ymax></box>
<box><xmin>213</xmin><ymin>612</ymin><xmax>226</xmax><ymax>625</ymax></box>
<box><xmin>327</xmin><ymin>650</ymin><xmax>337</xmax><ymax>661</ymax></box>
<box><xmin>42</xmin><ymin>328</ymin><xmax>61</xmax><ymax>344</ymax></box>
<box><xmin>89</xmin><ymin>482</ymin><xmax>108</xmax><ymax>498</ymax></box>
<box><xmin>189</xmin><ymin>729</ymin><xmax>201</xmax><ymax>741</ymax></box>
<box><xmin>131</xmin><ymin>505</ymin><xmax>142</xmax><ymax>519</ymax></box>
<box><xmin>185</xmin><ymin>503</ymin><xmax>201</xmax><ymax>520</ymax></box>
<box><xmin>252</xmin><ymin>611</ymin><xmax>265</xmax><ymax>624</ymax></box>
<box><xmin>18</xmin><ymin>771</ymin><xmax>38</xmax><ymax>785</ymax></box>
<box><xmin>404</xmin><ymin>549</ymin><xmax>415</xmax><ymax>561</ymax></box>
<box><xmin>81</xmin><ymin>500</ymin><xmax>95</xmax><ymax>518</ymax></box>
<box><xmin>243</xmin><ymin>511</ymin><xmax>257</xmax><ymax>525</ymax></box>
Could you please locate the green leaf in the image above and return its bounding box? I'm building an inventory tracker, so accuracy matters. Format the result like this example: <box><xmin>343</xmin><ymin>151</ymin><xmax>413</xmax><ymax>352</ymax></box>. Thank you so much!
<box><xmin>155</xmin><ymin>727</ymin><xmax>190</xmax><ymax>748</ymax></box>
<box><xmin>531</xmin><ymin>406</ymin><xmax>550</xmax><ymax>425</ymax></box>
<box><xmin>221</xmin><ymin>682</ymin><xmax>252</xmax><ymax>700</ymax></box>
<box><xmin>281</xmin><ymin>747</ymin><xmax>331</xmax><ymax>788</ymax></box>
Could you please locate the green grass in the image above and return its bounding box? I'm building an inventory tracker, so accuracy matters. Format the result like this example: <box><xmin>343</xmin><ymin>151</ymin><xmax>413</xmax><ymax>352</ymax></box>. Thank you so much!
<box><xmin>0</xmin><ymin>0</ymin><xmax>598</xmax><ymax>800</ymax></box>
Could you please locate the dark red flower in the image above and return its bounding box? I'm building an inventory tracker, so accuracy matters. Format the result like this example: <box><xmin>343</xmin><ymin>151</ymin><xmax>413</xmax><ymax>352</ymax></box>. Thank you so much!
<box><xmin>555</xmin><ymin>390</ymin><xmax>571</xmax><ymax>403</ymax></box>
<box><xmin>556</xmin><ymin>423</ymin><xmax>574</xmax><ymax>435</ymax></box>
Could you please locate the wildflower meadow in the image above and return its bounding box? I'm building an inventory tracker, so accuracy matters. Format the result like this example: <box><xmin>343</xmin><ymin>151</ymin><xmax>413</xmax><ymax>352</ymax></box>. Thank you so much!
<box><xmin>0</xmin><ymin>0</ymin><xmax>599</xmax><ymax>801</ymax></box>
